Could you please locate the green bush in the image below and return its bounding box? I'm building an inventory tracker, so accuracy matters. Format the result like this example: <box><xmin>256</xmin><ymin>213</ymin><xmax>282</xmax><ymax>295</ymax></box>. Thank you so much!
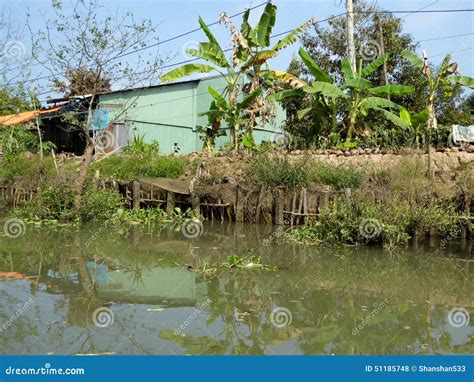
<box><xmin>16</xmin><ymin>186</ymin><xmax>125</xmax><ymax>223</ymax></box>
<box><xmin>247</xmin><ymin>155</ymin><xmax>312</xmax><ymax>188</ymax></box>
<box><xmin>123</xmin><ymin>134</ymin><xmax>160</xmax><ymax>155</ymax></box>
<box><xmin>313</xmin><ymin>164</ymin><xmax>362</xmax><ymax>190</ymax></box>
<box><xmin>79</xmin><ymin>188</ymin><xmax>125</xmax><ymax>222</ymax></box>
<box><xmin>16</xmin><ymin>185</ymin><xmax>76</xmax><ymax>222</ymax></box>
<box><xmin>92</xmin><ymin>154</ymin><xmax>187</xmax><ymax>181</ymax></box>
<box><xmin>0</xmin><ymin>156</ymin><xmax>56</xmax><ymax>181</ymax></box>
<box><xmin>286</xmin><ymin>193</ymin><xmax>463</xmax><ymax>248</ymax></box>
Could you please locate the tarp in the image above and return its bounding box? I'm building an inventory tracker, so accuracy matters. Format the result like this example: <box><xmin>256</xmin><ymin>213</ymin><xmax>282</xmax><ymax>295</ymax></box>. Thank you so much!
<box><xmin>0</xmin><ymin>106</ymin><xmax>63</xmax><ymax>126</ymax></box>
<box><xmin>452</xmin><ymin>124</ymin><xmax>474</xmax><ymax>144</ymax></box>
<box><xmin>139</xmin><ymin>177</ymin><xmax>190</xmax><ymax>195</ymax></box>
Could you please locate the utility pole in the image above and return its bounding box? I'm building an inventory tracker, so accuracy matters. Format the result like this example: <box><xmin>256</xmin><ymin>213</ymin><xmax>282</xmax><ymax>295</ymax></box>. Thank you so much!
<box><xmin>422</xmin><ymin>49</ymin><xmax>435</xmax><ymax>181</ymax></box>
<box><xmin>375</xmin><ymin>14</ymin><xmax>389</xmax><ymax>100</ymax></box>
<box><xmin>346</xmin><ymin>0</ymin><xmax>356</xmax><ymax>72</ymax></box>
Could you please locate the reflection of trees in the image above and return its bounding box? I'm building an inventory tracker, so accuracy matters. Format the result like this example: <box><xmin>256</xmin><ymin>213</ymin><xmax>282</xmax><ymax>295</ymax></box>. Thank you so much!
<box><xmin>0</xmin><ymin>224</ymin><xmax>473</xmax><ymax>355</ymax></box>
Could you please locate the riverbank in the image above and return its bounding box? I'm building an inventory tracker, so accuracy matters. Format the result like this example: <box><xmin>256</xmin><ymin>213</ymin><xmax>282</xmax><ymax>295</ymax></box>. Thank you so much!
<box><xmin>0</xmin><ymin>149</ymin><xmax>472</xmax><ymax>248</ymax></box>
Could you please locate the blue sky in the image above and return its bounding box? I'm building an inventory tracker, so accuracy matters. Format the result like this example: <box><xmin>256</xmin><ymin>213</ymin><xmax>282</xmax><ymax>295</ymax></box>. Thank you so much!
<box><xmin>1</xmin><ymin>0</ymin><xmax>473</xmax><ymax>102</ymax></box>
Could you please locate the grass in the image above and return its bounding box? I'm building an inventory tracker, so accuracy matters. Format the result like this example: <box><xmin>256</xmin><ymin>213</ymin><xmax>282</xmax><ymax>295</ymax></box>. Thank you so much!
<box><xmin>91</xmin><ymin>153</ymin><xmax>188</xmax><ymax>181</ymax></box>
<box><xmin>247</xmin><ymin>154</ymin><xmax>362</xmax><ymax>189</ymax></box>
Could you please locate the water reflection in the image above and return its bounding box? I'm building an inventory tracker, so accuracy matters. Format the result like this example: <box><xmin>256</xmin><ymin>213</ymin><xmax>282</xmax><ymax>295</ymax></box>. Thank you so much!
<box><xmin>0</xmin><ymin>221</ymin><xmax>472</xmax><ymax>355</ymax></box>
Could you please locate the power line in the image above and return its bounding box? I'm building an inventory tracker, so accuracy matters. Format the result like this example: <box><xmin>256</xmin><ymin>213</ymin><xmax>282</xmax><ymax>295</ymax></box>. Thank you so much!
<box><xmin>420</xmin><ymin>32</ymin><xmax>474</xmax><ymax>42</ymax></box>
<box><xmin>7</xmin><ymin>1</ymin><xmax>269</xmax><ymax>88</ymax></box>
<box><xmin>16</xmin><ymin>7</ymin><xmax>474</xmax><ymax>101</ymax></box>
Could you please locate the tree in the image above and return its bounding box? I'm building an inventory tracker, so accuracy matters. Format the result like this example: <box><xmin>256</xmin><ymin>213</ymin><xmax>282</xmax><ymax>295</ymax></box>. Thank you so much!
<box><xmin>284</xmin><ymin>0</ymin><xmax>425</xmax><ymax>146</ymax></box>
<box><xmin>160</xmin><ymin>3</ymin><xmax>315</xmax><ymax>151</ymax></box>
<box><xmin>270</xmin><ymin>49</ymin><xmax>414</xmax><ymax>143</ymax></box>
<box><xmin>28</xmin><ymin>0</ymin><xmax>166</xmax><ymax>206</ymax></box>
<box><xmin>401</xmin><ymin>51</ymin><xmax>474</xmax><ymax>129</ymax></box>
<box><xmin>52</xmin><ymin>67</ymin><xmax>111</xmax><ymax>97</ymax></box>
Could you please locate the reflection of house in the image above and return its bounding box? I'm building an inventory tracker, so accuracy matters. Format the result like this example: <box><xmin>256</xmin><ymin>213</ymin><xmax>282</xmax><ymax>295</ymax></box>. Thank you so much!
<box><xmin>95</xmin><ymin>75</ymin><xmax>286</xmax><ymax>154</ymax></box>
<box><xmin>87</xmin><ymin>263</ymin><xmax>208</xmax><ymax>306</ymax></box>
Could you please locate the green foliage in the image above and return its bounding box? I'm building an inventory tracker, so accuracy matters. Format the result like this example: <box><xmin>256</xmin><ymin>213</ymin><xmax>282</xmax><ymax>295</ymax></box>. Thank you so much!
<box><xmin>15</xmin><ymin>186</ymin><xmax>125</xmax><ymax>223</ymax></box>
<box><xmin>0</xmin><ymin>88</ymin><xmax>31</xmax><ymax>116</ymax></box>
<box><xmin>92</xmin><ymin>153</ymin><xmax>188</xmax><ymax>181</ymax></box>
<box><xmin>0</xmin><ymin>155</ymin><xmax>56</xmax><ymax>181</ymax></box>
<box><xmin>160</xmin><ymin>3</ymin><xmax>314</xmax><ymax>150</ymax></box>
<box><xmin>123</xmin><ymin>134</ymin><xmax>160</xmax><ymax>155</ymax></box>
<box><xmin>248</xmin><ymin>155</ymin><xmax>363</xmax><ymax>190</ymax></box>
<box><xmin>0</xmin><ymin>125</ymin><xmax>54</xmax><ymax>157</ymax></box>
<box><xmin>247</xmin><ymin>155</ymin><xmax>313</xmax><ymax>188</ymax></box>
<box><xmin>286</xmin><ymin>193</ymin><xmax>462</xmax><ymax>248</ymax></box>
<box><xmin>79</xmin><ymin>188</ymin><xmax>125</xmax><ymax>222</ymax></box>
<box><xmin>15</xmin><ymin>185</ymin><xmax>76</xmax><ymax>222</ymax></box>
<box><xmin>313</xmin><ymin>164</ymin><xmax>362</xmax><ymax>190</ymax></box>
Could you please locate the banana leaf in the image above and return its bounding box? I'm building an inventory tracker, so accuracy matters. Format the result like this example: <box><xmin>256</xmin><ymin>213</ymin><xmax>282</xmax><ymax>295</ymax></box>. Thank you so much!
<box><xmin>297</xmin><ymin>107</ymin><xmax>313</xmax><ymax>120</ymax></box>
<box><xmin>208</xmin><ymin>86</ymin><xmax>229</xmax><ymax>110</ymax></box>
<box><xmin>198</xmin><ymin>16</ymin><xmax>220</xmax><ymax>46</ymax></box>
<box><xmin>373</xmin><ymin>107</ymin><xmax>410</xmax><ymax>129</ymax></box>
<box><xmin>272</xmin><ymin>18</ymin><xmax>314</xmax><ymax>52</ymax></box>
<box><xmin>237</xmin><ymin>88</ymin><xmax>262</xmax><ymax>110</ymax></box>
<box><xmin>160</xmin><ymin>64</ymin><xmax>216</xmax><ymax>82</ymax></box>
<box><xmin>341</xmin><ymin>58</ymin><xmax>355</xmax><ymax>80</ymax></box>
<box><xmin>369</xmin><ymin>85</ymin><xmax>414</xmax><ymax>96</ymax></box>
<box><xmin>361</xmin><ymin>54</ymin><xmax>388</xmax><ymax>78</ymax></box>
<box><xmin>186</xmin><ymin>42</ymin><xmax>229</xmax><ymax>68</ymax></box>
<box><xmin>449</xmin><ymin>75</ymin><xmax>474</xmax><ymax>89</ymax></box>
<box><xmin>304</xmin><ymin>82</ymin><xmax>346</xmax><ymax>99</ymax></box>
<box><xmin>401</xmin><ymin>50</ymin><xmax>423</xmax><ymax>69</ymax></box>
<box><xmin>343</xmin><ymin>78</ymin><xmax>372</xmax><ymax>90</ymax></box>
<box><xmin>360</xmin><ymin>96</ymin><xmax>402</xmax><ymax>111</ymax></box>
<box><xmin>298</xmin><ymin>48</ymin><xmax>332</xmax><ymax>83</ymax></box>
<box><xmin>267</xmin><ymin>89</ymin><xmax>304</xmax><ymax>102</ymax></box>
<box><xmin>256</xmin><ymin>3</ymin><xmax>276</xmax><ymax>47</ymax></box>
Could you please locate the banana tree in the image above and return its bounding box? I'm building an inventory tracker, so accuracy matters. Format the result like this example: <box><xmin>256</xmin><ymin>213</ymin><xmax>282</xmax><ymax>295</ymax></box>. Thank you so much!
<box><xmin>401</xmin><ymin>50</ymin><xmax>474</xmax><ymax>132</ymax></box>
<box><xmin>160</xmin><ymin>3</ymin><xmax>314</xmax><ymax>151</ymax></box>
<box><xmin>341</xmin><ymin>55</ymin><xmax>415</xmax><ymax>141</ymax></box>
<box><xmin>269</xmin><ymin>49</ymin><xmax>414</xmax><ymax>142</ymax></box>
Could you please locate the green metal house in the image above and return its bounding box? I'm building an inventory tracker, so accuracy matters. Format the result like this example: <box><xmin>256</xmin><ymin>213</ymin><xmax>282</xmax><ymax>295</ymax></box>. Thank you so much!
<box><xmin>96</xmin><ymin>75</ymin><xmax>286</xmax><ymax>154</ymax></box>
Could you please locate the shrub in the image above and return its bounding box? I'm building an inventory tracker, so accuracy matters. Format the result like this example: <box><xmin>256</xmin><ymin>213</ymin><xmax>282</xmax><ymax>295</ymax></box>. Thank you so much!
<box><xmin>0</xmin><ymin>156</ymin><xmax>56</xmax><ymax>182</ymax></box>
<box><xmin>92</xmin><ymin>154</ymin><xmax>187</xmax><ymax>181</ymax></box>
<box><xmin>16</xmin><ymin>185</ymin><xmax>125</xmax><ymax>223</ymax></box>
<box><xmin>247</xmin><ymin>155</ymin><xmax>312</xmax><ymax>188</ymax></box>
<box><xmin>79</xmin><ymin>188</ymin><xmax>125</xmax><ymax>222</ymax></box>
<box><xmin>313</xmin><ymin>164</ymin><xmax>362</xmax><ymax>190</ymax></box>
<box><xmin>286</xmin><ymin>192</ymin><xmax>463</xmax><ymax>248</ymax></box>
<box><xmin>123</xmin><ymin>134</ymin><xmax>160</xmax><ymax>154</ymax></box>
<box><xmin>16</xmin><ymin>185</ymin><xmax>76</xmax><ymax>222</ymax></box>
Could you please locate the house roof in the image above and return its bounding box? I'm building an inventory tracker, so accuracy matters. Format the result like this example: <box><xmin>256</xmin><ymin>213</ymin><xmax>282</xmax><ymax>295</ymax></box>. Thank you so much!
<box><xmin>96</xmin><ymin>74</ymin><xmax>223</xmax><ymax>97</ymax></box>
<box><xmin>0</xmin><ymin>106</ymin><xmax>64</xmax><ymax>126</ymax></box>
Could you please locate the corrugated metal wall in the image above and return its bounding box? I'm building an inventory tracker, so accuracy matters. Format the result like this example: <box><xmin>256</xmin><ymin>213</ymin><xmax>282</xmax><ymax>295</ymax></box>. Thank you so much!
<box><xmin>98</xmin><ymin>75</ymin><xmax>285</xmax><ymax>154</ymax></box>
